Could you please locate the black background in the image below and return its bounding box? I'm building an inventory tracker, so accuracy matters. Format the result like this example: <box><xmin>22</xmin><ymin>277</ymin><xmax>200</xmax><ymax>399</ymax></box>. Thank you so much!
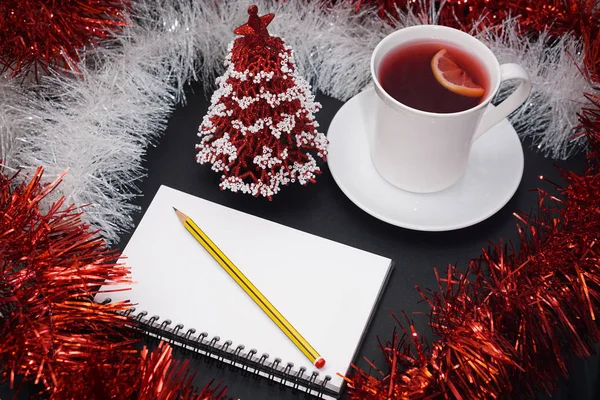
<box><xmin>2</xmin><ymin>81</ymin><xmax>599</xmax><ymax>399</ymax></box>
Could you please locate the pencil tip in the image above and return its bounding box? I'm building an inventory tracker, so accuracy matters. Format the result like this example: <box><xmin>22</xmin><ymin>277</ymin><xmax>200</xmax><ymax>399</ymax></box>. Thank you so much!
<box><xmin>173</xmin><ymin>207</ymin><xmax>188</xmax><ymax>224</ymax></box>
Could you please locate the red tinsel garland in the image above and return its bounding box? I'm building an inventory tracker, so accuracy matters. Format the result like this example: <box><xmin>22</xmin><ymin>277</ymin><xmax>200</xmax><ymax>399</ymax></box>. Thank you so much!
<box><xmin>345</xmin><ymin>147</ymin><xmax>600</xmax><ymax>397</ymax></box>
<box><xmin>0</xmin><ymin>168</ymin><xmax>224</xmax><ymax>399</ymax></box>
<box><xmin>354</xmin><ymin>0</ymin><xmax>600</xmax><ymax>35</ymax></box>
<box><xmin>0</xmin><ymin>0</ymin><xmax>130</xmax><ymax>79</ymax></box>
<box><xmin>137</xmin><ymin>343</ymin><xmax>226</xmax><ymax>400</ymax></box>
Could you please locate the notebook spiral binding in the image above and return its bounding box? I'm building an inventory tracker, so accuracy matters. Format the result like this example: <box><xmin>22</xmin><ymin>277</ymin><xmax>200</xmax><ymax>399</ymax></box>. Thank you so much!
<box><xmin>103</xmin><ymin>299</ymin><xmax>336</xmax><ymax>398</ymax></box>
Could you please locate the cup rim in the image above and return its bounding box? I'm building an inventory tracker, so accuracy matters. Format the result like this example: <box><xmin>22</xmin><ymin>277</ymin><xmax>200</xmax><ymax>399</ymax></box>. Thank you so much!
<box><xmin>370</xmin><ymin>25</ymin><xmax>501</xmax><ymax>117</ymax></box>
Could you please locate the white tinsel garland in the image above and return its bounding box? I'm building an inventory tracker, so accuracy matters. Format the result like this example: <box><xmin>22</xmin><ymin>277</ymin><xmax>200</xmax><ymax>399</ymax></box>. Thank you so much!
<box><xmin>0</xmin><ymin>0</ymin><xmax>593</xmax><ymax>242</ymax></box>
<box><xmin>0</xmin><ymin>81</ymin><xmax>30</xmax><ymax>170</ymax></box>
<box><xmin>477</xmin><ymin>20</ymin><xmax>591</xmax><ymax>158</ymax></box>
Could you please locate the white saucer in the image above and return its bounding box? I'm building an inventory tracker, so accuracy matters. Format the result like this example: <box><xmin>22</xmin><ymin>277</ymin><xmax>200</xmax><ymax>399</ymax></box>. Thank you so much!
<box><xmin>326</xmin><ymin>87</ymin><xmax>524</xmax><ymax>232</ymax></box>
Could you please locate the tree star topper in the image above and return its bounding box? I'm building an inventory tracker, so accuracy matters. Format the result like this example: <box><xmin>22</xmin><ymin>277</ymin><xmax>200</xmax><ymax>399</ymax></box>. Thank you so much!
<box><xmin>233</xmin><ymin>5</ymin><xmax>275</xmax><ymax>37</ymax></box>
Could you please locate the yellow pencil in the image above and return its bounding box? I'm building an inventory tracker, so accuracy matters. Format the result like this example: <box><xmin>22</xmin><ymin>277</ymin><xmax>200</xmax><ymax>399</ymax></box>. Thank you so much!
<box><xmin>173</xmin><ymin>207</ymin><xmax>326</xmax><ymax>369</ymax></box>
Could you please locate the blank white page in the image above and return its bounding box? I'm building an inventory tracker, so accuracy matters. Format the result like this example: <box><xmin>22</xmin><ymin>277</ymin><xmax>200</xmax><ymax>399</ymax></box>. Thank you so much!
<box><xmin>97</xmin><ymin>185</ymin><xmax>391</xmax><ymax>392</ymax></box>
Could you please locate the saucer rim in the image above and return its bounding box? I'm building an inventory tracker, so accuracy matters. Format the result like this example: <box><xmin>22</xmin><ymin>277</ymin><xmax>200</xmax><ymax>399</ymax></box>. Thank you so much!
<box><xmin>326</xmin><ymin>87</ymin><xmax>525</xmax><ymax>232</ymax></box>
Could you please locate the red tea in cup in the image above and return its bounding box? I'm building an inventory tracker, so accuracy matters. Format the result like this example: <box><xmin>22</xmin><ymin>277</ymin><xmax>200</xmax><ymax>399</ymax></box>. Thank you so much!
<box><xmin>378</xmin><ymin>40</ymin><xmax>490</xmax><ymax>114</ymax></box>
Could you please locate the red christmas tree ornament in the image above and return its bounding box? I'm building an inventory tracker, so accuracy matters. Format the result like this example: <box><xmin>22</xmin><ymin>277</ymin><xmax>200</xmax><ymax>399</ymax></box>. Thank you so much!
<box><xmin>0</xmin><ymin>0</ymin><xmax>130</xmax><ymax>79</ymax></box>
<box><xmin>196</xmin><ymin>5</ymin><xmax>328</xmax><ymax>199</ymax></box>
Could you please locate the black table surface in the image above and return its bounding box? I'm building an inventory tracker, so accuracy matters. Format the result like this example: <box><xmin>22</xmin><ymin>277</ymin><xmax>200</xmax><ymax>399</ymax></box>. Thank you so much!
<box><xmin>2</xmin><ymin>81</ymin><xmax>599</xmax><ymax>399</ymax></box>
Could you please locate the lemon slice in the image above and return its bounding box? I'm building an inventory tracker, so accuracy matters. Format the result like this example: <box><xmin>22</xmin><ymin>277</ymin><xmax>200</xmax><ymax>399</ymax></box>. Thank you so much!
<box><xmin>431</xmin><ymin>49</ymin><xmax>485</xmax><ymax>98</ymax></box>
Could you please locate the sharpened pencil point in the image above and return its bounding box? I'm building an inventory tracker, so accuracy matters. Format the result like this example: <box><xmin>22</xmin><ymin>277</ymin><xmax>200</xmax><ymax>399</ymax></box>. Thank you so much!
<box><xmin>173</xmin><ymin>207</ymin><xmax>188</xmax><ymax>224</ymax></box>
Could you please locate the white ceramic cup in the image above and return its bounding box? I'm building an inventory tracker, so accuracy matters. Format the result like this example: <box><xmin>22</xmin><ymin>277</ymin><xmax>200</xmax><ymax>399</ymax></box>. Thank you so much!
<box><xmin>370</xmin><ymin>25</ymin><xmax>532</xmax><ymax>193</ymax></box>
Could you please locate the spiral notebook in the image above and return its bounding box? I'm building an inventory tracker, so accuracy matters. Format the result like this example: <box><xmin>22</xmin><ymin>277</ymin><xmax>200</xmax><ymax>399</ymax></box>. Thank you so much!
<box><xmin>96</xmin><ymin>185</ymin><xmax>393</xmax><ymax>398</ymax></box>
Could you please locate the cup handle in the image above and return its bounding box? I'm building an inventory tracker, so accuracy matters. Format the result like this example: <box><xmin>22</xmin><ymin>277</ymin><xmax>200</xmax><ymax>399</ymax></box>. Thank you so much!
<box><xmin>473</xmin><ymin>63</ymin><xmax>532</xmax><ymax>141</ymax></box>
